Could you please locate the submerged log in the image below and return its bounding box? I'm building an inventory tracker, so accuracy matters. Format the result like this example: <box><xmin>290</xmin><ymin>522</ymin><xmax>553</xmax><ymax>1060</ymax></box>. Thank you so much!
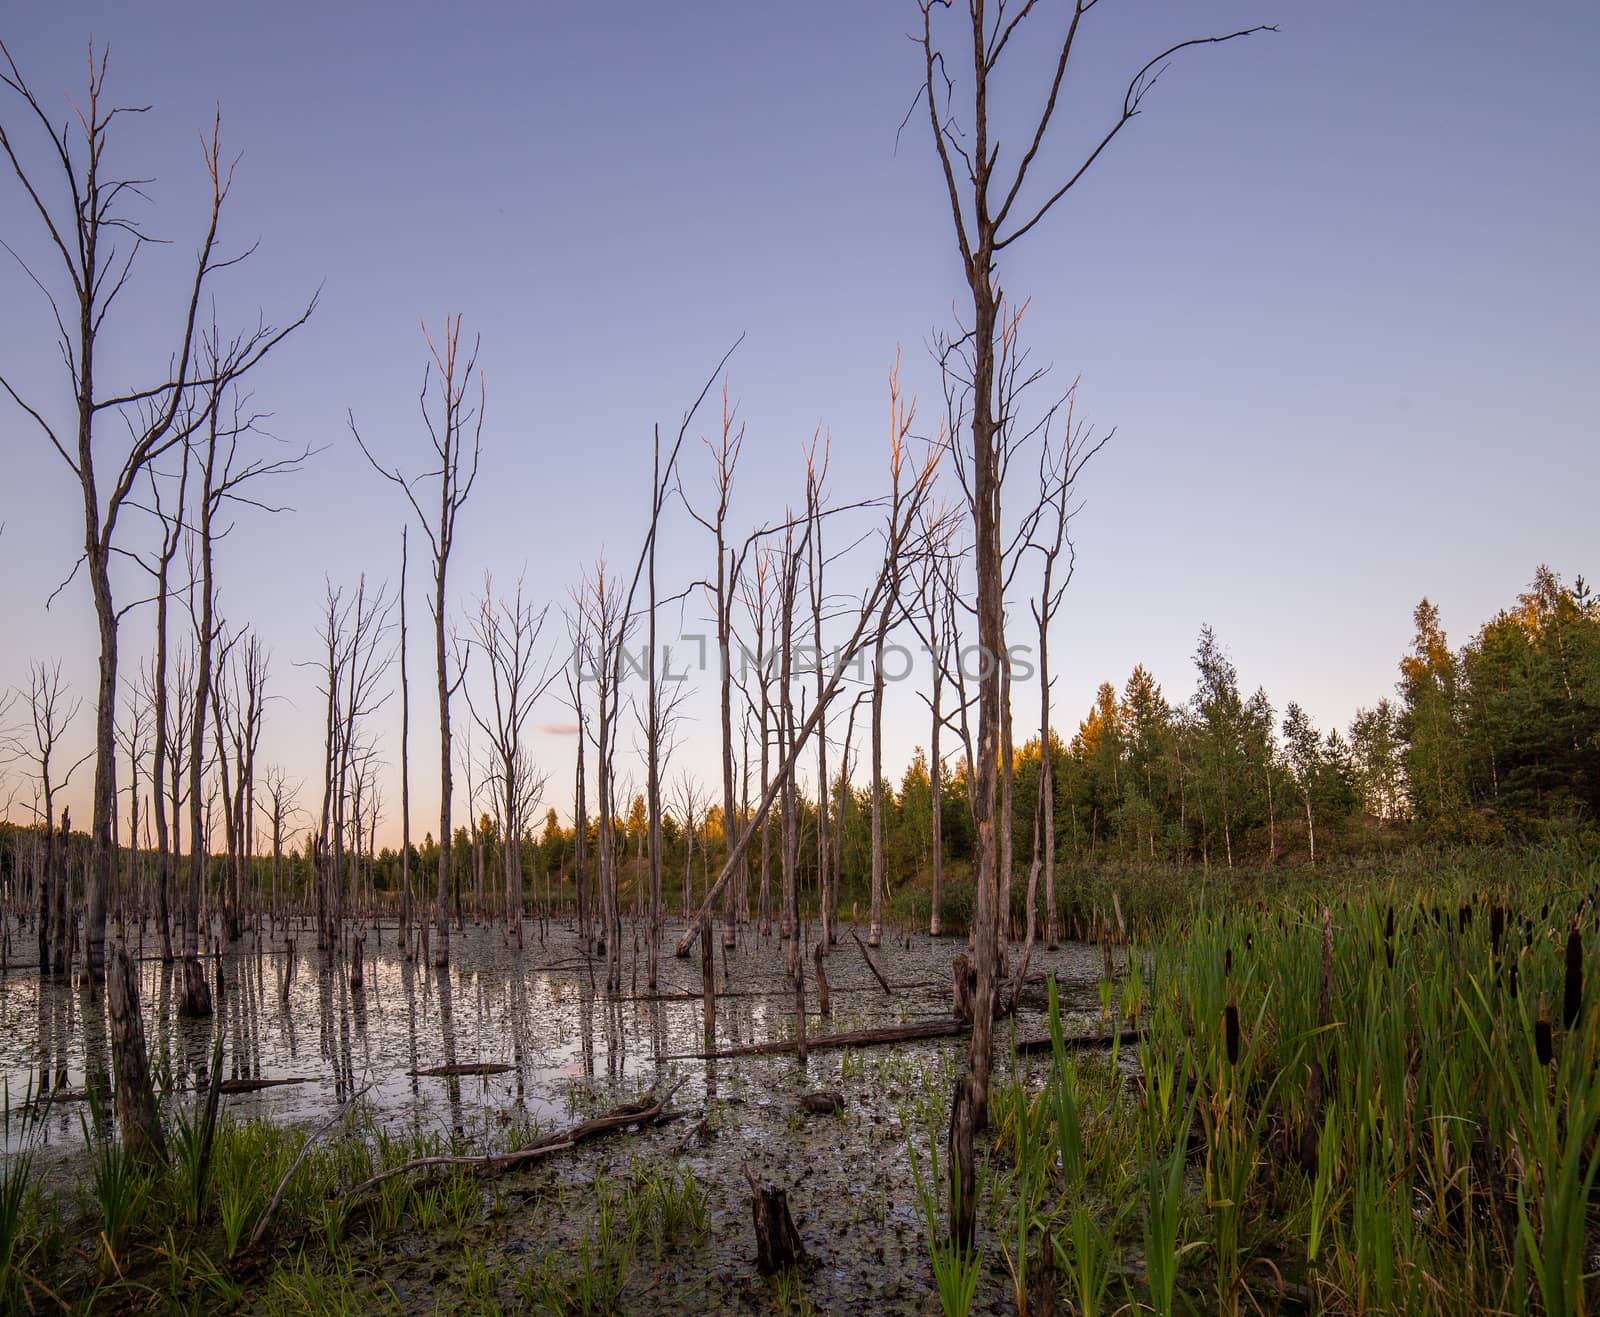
<box><xmin>813</xmin><ymin>941</ymin><xmax>831</xmax><ymax>1016</ymax></box>
<box><xmin>745</xmin><ymin>1165</ymin><xmax>806</xmax><ymax>1274</ymax></box>
<box><xmin>797</xmin><ymin>1090</ymin><xmax>845</xmax><ymax>1115</ymax></box>
<box><xmin>410</xmin><ymin>1062</ymin><xmax>516</xmax><ymax>1077</ymax></box>
<box><xmin>851</xmin><ymin>929</ymin><xmax>893</xmax><ymax>994</ymax></box>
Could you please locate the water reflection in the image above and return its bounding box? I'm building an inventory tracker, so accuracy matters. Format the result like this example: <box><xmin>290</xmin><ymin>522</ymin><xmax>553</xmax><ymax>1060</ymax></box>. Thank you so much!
<box><xmin>0</xmin><ymin>919</ymin><xmax>1111</xmax><ymax>1155</ymax></box>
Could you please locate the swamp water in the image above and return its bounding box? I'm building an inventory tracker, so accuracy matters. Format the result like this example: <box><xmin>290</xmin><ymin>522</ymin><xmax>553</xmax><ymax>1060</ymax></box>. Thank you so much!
<box><xmin>1</xmin><ymin>921</ymin><xmax>1116</xmax><ymax>1313</ymax></box>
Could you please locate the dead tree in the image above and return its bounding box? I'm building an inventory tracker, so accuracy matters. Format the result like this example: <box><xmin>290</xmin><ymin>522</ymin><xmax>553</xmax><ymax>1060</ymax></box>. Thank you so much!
<box><xmin>675</xmin><ymin>367</ymin><xmax>941</xmax><ymax>957</ymax></box>
<box><xmin>258</xmin><ymin>765</ymin><xmax>300</xmax><ymax>921</ymax></box>
<box><xmin>868</xmin><ymin>359</ymin><xmax>917</xmax><ymax>946</ymax></box>
<box><xmin>352</xmin><ymin>317</ymin><xmax>483</xmax><ymax>968</ymax></box>
<box><xmin>682</xmin><ymin>384</ymin><xmax>748</xmax><ymax>951</ymax></box>
<box><xmin>1026</xmin><ymin>390</ymin><xmax>1106</xmax><ymax>955</ymax></box>
<box><xmin>0</xmin><ymin>45</ymin><xmax>312</xmax><ymax>979</ymax></box>
<box><xmin>563</xmin><ymin>611</ymin><xmax>592</xmax><ymax>949</ymax></box>
<box><xmin>571</xmin><ymin>560</ymin><xmax>630</xmax><ymax>989</ymax></box>
<box><xmin>397</xmin><ymin>527</ymin><xmax>413</xmax><ymax>945</ymax></box>
<box><xmin>115</xmin><ymin>674</ymin><xmax>152</xmax><ymax>926</ymax></box>
<box><xmin>905</xmin><ymin>507</ymin><xmax>961</xmax><ymax>935</ymax></box>
<box><xmin>464</xmin><ymin>572</ymin><xmax>555</xmax><ymax>942</ymax></box>
<box><xmin>162</xmin><ymin>641</ymin><xmax>195</xmax><ymax>961</ymax></box>
<box><xmin>915</xmin><ymin>0</ymin><xmax>1269</xmax><ymax>1142</ymax></box>
<box><xmin>672</xmin><ymin>770</ymin><xmax>710</xmax><ymax>918</ymax></box>
<box><xmin>8</xmin><ymin>661</ymin><xmax>90</xmax><ymax>976</ymax></box>
<box><xmin>142</xmin><ymin>446</ymin><xmax>191</xmax><ymax>961</ymax></box>
<box><xmin>776</xmin><ymin>520</ymin><xmax>807</xmax><ymax>978</ymax></box>
<box><xmin>735</xmin><ymin>549</ymin><xmax>777</xmax><ymax>935</ymax></box>
<box><xmin>802</xmin><ymin>436</ymin><xmax>835</xmax><ymax>949</ymax></box>
<box><xmin>182</xmin><ymin>348</ymin><xmax>307</xmax><ymax>1014</ymax></box>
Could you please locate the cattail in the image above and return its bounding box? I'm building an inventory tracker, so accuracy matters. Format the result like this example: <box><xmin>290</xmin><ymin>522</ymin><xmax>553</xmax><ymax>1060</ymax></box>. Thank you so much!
<box><xmin>1490</xmin><ymin>905</ymin><xmax>1505</xmax><ymax>958</ymax></box>
<box><xmin>1507</xmin><ymin>960</ymin><xmax>1519</xmax><ymax>999</ymax></box>
<box><xmin>1384</xmin><ymin>906</ymin><xmax>1395</xmax><ymax>969</ymax></box>
<box><xmin>1536</xmin><ymin>995</ymin><xmax>1553</xmax><ymax>1067</ymax></box>
<box><xmin>1458</xmin><ymin>904</ymin><xmax>1470</xmax><ymax>933</ymax></box>
<box><xmin>1319</xmin><ymin>907</ymin><xmax>1334</xmax><ymax>1030</ymax></box>
<box><xmin>1224</xmin><ymin>947</ymin><xmax>1233</xmax><ymax>979</ymax></box>
<box><xmin>1225</xmin><ymin>1001</ymin><xmax>1240</xmax><ymax>1066</ymax></box>
<box><xmin>1564</xmin><ymin>927</ymin><xmax>1583</xmax><ymax>1030</ymax></box>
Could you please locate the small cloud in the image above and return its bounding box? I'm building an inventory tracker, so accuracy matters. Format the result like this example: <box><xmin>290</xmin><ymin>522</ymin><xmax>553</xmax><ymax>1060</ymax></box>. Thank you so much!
<box><xmin>539</xmin><ymin>722</ymin><xmax>580</xmax><ymax>736</ymax></box>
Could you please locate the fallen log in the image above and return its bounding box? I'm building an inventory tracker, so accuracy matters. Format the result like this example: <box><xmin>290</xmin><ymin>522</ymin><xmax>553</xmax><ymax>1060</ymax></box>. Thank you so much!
<box><xmin>662</xmin><ymin>1018</ymin><xmax>966</xmax><ymax>1060</ymax></box>
<box><xmin>219</xmin><ymin>1076</ymin><xmax>315</xmax><ymax>1094</ymax></box>
<box><xmin>1014</xmin><ymin>1027</ymin><xmax>1143</xmax><ymax>1054</ymax></box>
<box><xmin>410</xmin><ymin>1062</ymin><xmax>515</xmax><ymax>1077</ymax></box>
<box><xmin>342</xmin><ymin>1081</ymin><xmax>685</xmax><ymax>1200</ymax></box>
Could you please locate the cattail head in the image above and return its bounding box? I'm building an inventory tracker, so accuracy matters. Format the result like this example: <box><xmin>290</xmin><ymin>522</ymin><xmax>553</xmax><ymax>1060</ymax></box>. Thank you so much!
<box><xmin>1225</xmin><ymin>1001</ymin><xmax>1240</xmax><ymax>1066</ymax></box>
<box><xmin>1564</xmin><ymin>927</ymin><xmax>1583</xmax><ymax>1030</ymax></box>
<box><xmin>1490</xmin><ymin>905</ymin><xmax>1505</xmax><ymax>957</ymax></box>
<box><xmin>1508</xmin><ymin>960</ymin><xmax>1519</xmax><ymax>999</ymax></box>
<box><xmin>1536</xmin><ymin>996</ymin><xmax>1554</xmax><ymax>1068</ymax></box>
<box><xmin>1224</xmin><ymin>947</ymin><xmax>1233</xmax><ymax>979</ymax></box>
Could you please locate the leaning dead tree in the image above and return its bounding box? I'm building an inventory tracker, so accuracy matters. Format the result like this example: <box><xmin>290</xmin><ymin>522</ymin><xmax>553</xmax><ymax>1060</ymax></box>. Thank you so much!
<box><xmin>0</xmin><ymin>43</ymin><xmax>312</xmax><ymax>980</ymax></box>
<box><xmin>352</xmin><ymin>316</ymin><xmax>482</xmax><ymax>968</ymax></box>
<box><xmin>916</xmin><ymin>0</ymin><xmax>1272</xmax><ymax>1247</ymax></box>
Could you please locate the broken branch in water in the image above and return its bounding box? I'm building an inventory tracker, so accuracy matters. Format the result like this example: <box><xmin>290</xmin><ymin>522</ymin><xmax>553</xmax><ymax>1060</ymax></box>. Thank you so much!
<box><xmin>341</xmin><ymin>1079</ymin><xmax>687</xmax><ymax>1200</ymax></box>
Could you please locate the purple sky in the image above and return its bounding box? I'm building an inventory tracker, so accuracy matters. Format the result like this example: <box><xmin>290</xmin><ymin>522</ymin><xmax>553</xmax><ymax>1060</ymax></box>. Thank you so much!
<box><xmin>2</xmin><ymin>2</ymin><xmax>1596</xmax><ymax>844</ymax></box>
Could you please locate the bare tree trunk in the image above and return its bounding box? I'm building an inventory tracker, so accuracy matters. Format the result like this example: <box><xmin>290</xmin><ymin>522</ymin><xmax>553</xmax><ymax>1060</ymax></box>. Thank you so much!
<box><xmin>108</xmin><ymin>943</ymin><xmax>164</xmax><ymax>1164</ymax></box>
<box><xmin>399</xmin><ymin>527</ymin><xmax>413</xmax><ymax>945</ymax></box>
<box><xmin>868</xmin><ymin>606</ymin><xmax>889</xmax><ymax>948</ymax></box>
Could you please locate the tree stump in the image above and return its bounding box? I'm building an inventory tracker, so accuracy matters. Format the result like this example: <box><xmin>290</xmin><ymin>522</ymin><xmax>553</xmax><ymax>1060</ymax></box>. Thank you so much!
<box><xmin>948</xmin><ymin>1070</ymin><xmax>977</xmax><ymax>1253</ymax></box>
<box><xmin>1026</xmin><ymin>1243</ymin><xmax>1059</xmax><ymax>1317</ymax></box>
<box><xmin>745</xmin><ymin>1167</ymin><xmax>806</xmax><ymax>1274</ymax></box>
<box><xmin>108</xmin><ymin>944</ymin><xmax>165</xmax><ymax>1164</ymax></box>
<box><xmin>813</xmin><ymin>940</ymin><xmax>831</xmax><ymax>1016</ymax></box>
<box><xmin>952</xmin><ymin>954</ymin><xmax>975</xmax><ymax>1024</ymax></box>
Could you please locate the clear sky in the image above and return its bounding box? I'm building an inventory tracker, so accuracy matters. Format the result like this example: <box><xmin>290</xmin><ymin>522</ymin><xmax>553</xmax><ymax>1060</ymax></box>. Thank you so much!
<box><xmin>2</xmin><ymin>1</ymin><xmax>1596</xmax><ymax>844</ymax></box>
